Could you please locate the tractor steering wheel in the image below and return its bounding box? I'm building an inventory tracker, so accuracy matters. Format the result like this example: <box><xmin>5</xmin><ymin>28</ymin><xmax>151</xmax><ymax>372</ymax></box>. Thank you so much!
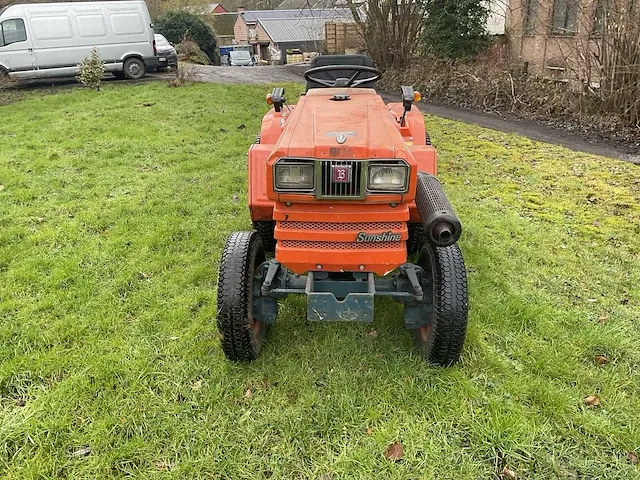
<box><xmin>304</xmin><ymin>65</ymin><xmax>382</xmax><ymax>88</ymax></box>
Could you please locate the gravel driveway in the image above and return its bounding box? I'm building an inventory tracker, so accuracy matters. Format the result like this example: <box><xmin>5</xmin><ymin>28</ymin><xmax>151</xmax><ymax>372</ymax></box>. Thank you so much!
<box><xmin>187</xmin><ymin>64</ymin><xmax>306</xmax><ymax>84</ymax></box>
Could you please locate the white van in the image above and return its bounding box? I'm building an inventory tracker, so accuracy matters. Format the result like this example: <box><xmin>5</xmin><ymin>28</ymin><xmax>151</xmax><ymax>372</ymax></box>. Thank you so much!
<box><xmin>0</xmin><ymin>1</ymin><xmax>157</xmax><ymax>81</ymax></box>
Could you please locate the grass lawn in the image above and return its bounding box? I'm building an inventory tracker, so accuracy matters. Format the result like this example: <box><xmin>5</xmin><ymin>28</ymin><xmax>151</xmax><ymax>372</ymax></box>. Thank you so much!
<box><xmin>0</xmin><ymin>82</ymin><xmax>639</xmax><ymax>479</ymax></box>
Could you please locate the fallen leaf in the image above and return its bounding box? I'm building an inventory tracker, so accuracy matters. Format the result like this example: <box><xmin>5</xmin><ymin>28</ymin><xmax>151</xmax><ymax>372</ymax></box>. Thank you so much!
<box><xmin>15</xmin><ymin>397</ymin><xmax>26</xmax><ymax>407</ymax></box>
<box><xmin>192</xmin><ymin>379</ymin><xmax>203</xmax><ymax>390</ymax></box>
<box><xmin>141</xmin><ymin>102</ymin><xmax>155</xmax><ymax>107</ymax></box>
<box><xmin>502</xmin><ymin>466</ymin><xmax>517</xmax><ymax>479</ymax></box>
<box><xmin>0</xmin><ymin>184</ymin><xmax>5</xmax><ymax>191</ymax></box>
<box><xmin>384</xmin><ymin>441</ymin><xmax>403</xmax><ymax>461</ymax></box>
<box><xmin>584</xmin><ymin>395</ymin><xmax>600</xmax><ymax>407</ymax></box>
<box><xmin>169</xmin><ymin>336</ymin><xmax>179</xmax><ymax>341</ymax></box>
<box><xmin>594</xmin><ymin>355</ymin><xmax>609</xmax><ymax>365</ymax></box>
<box><xmin>155</xmin><ymin>460</ymin><xmax>173</xmax><ymax>471</ymax></box>
<box><xmin>237</xmin><ymin>124</ymin><xmax>246</xmax><ymax>130</ymax></box>
<box><xmin>318</xmin><ymin>474</ymin><xmax>332</xmax><ymax>480</ymax></box>
<box><xmin>597</xmin><ymin>316</ymin><xmax>609</xmax><ymax>324</ymax></box>
<box><xmin>232</xmin><ymin>194</ymin><xmax>239</xmax><ymax>203</ymax></box>
<box><xmin>244</xmin><ymin>388</ymin><xmax>253</xmax><ymax>399</ymax></box>
<box><xmin>71</xmin><ymin>446</ymin><xmax>91</xmax><ymax>457</ymax></box>
<box><xmin>365</xmin><ymin>428</ymin><xmax>373</xmax><ymax>435</ymax></box>
<box><xmin>137</xmin><ymin>271</ymin><xmax>150</xmax><ymax>280</ymax></box>
<box><xmin>366</xmin><ymin>330</ymin><xmax>378</xmax><ymax>338</ymax></box>
<box><xmin>628</xmin><ymin>452</ymin><xmax>638</xmax><ymax>465</ymax></box>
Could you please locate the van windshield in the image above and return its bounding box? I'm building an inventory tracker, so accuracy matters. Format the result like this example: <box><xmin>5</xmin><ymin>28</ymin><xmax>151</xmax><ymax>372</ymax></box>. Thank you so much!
<box><xmin>230</xmin><ymin>51</ymin><xmax>251</xmax><ymax>61</ymax></box>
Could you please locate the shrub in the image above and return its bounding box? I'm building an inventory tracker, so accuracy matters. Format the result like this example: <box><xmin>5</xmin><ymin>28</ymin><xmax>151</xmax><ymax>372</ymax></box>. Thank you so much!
<box><xmin>155</xmin><ymin>11</ymin><xmax>217</xmax><ymax>64</ymax></box>
<box><xmin>422</xmin><ymin>0</ymin><xmax>490</xmax><ymax>59</ymax></box>
<box><xmin>380</xmin><ymin>54</ymin><xmax>640</xmax><ymax>139</ymax></box>
<box><xmin>176</xmin><ymin>37</ymin><xmax>211</xmax><ymax>65</ymax></box>
<box><xmin>77</xmin><ymin>48</ymin><xmax>105</xmax><ymax>91</ymax></box>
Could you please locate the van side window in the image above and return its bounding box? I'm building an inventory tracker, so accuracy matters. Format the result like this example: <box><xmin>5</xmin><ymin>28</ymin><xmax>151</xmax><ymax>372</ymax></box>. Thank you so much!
<box><xmin>0</xmin><ymin>19</ymin><xmax>27</xmax><ymax>47</ymax></box>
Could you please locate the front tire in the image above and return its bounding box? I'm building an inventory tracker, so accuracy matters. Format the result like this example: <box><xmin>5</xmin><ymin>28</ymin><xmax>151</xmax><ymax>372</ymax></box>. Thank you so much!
<box><xmin>217</xmin><ymin>231</ymin><xmax>268</xmax><ymax>361</ymax></box>
<box><xmin>123</xmin><ymin>58</ymin><xmax>146</xmax><ymax>80</ymax></box>
<box><xmin>414</xmin><ymin>243</ymin><xmax>468</xmax><ymax>366</ymax></box>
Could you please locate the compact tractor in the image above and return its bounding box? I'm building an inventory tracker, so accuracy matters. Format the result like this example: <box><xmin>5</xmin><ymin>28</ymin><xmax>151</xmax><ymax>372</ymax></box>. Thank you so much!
<box><xmin>217</xmin><ymin>55</ymin><xmax>468</xmax><ymax>365</ymax></box>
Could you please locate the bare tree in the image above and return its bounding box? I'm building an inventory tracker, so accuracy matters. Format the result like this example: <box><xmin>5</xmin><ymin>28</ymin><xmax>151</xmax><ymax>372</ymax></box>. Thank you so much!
<box><xmin>346</xmin><ymin>0</ymin><xmax>426</xmax><ymax>70</ymax></box>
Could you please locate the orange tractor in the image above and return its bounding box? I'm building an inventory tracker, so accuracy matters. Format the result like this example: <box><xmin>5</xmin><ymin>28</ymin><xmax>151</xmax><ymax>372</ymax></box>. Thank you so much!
<box><xmin>217</xmin><ymin>55</ymin><xmax>468</xmax><ymax>365</ymax></box>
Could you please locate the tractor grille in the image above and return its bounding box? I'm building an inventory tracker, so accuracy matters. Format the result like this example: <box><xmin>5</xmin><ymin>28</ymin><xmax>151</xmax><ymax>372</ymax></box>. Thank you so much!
<box><xmin>319</xmin><ymin>160</ymin><xmax>363</xmax><ymax>198</ymax></box>
<box><xmin>279</xmin><ymin>221</ymin><xmax>403</xmax><ymax>232</ymax></box>
<box><xmin>280</xmin><ymin>240</ymin><xmax>402</xmax><ymax>250</ymax></box>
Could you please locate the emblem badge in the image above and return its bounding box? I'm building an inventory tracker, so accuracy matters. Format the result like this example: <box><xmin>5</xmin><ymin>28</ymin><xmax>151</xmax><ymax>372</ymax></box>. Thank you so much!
<box><xmin>325</xmin><ymin>131</ymin><xmax>357</xmax><ymax>145</ymax></box>
<box><xmin>332</xmin><ymin>165</ymin><xmax>352</xmax><ymax>183</ymax></box>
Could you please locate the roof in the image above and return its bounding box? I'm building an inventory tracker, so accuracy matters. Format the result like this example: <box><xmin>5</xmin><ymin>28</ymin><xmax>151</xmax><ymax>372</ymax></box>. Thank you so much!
<box><xmin>240</xmin><ymin>8</ymin><xmax>353</xmax><ymax>24</ymax></box>
<box><xmin>258</xmin><ymin>17</ymin><xmax>337</xmax><ymax>43</ymax></box>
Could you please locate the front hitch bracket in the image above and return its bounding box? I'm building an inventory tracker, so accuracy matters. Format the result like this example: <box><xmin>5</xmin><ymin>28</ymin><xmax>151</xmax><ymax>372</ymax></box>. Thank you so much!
<box><xmin>252</xmin><ymin>260</ymin><xmax>433</xmax><ymax>328</ymax></box>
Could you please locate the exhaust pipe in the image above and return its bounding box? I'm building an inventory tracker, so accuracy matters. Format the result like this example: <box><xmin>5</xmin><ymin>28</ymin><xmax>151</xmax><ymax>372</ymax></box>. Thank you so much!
<box><xmin>415</xmin><ymin>172</ymin><xmax>462</xmax><ymax>247</ymax></box>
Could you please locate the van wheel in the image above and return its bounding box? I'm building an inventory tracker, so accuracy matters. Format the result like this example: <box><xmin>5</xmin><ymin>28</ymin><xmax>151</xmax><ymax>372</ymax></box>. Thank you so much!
<box><xmin>123</xmin><ymin>58</ymin><xmax>146</xmax><ymax>80</ymax></box>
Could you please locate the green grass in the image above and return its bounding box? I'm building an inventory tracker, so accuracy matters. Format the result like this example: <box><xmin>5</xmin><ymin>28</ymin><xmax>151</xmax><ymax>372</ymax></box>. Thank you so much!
<box><xmin>0</xmin><ymin>82</ymin><xmax>639</xmax><ymax>479</ymax></box>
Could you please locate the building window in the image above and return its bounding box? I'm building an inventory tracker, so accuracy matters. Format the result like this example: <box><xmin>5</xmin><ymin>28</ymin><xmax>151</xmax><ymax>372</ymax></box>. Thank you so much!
<box><xmin>593</xmin><ymin>0</ymin><xmax>606</xmax><ymax>35</ymax></box>
<box><xmin>524</xmin><ymin>0</ymin><xmax>538</xmax><ymax>34</ymax></box>
<box><xmin>552</xmin><ymin>0</ymin><xmax>578</xmax><ymax>34</ymax></box>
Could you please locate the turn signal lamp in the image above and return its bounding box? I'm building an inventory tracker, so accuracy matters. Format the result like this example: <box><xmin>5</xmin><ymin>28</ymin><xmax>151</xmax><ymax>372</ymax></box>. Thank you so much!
<box><xmin>266</xmin><ymin>93</ymin><xmax>274</xmax><ymax>105</ymax></box>
<box><xmin>413</xmin><ymin>91</ymin><xmax>422</xmax><ymax>102</ymax></box>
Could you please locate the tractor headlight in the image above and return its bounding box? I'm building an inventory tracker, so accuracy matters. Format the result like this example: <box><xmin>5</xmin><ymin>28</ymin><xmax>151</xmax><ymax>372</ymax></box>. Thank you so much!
<box><xmin>274</xmin><ymin>161</ymin><xmax>314</xmax><ymax>191</ymax></box>
<box><xmin>368</xmin><ymin>163</ymin><xmax>409</xmax><ymax>192</ymax></box>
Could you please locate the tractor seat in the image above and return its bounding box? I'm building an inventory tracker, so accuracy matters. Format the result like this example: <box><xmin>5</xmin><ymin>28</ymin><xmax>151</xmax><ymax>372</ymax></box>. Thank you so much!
<box><xmin>305</xmin><ymin>54</ymin><xmax>378</xmax><ymax>91</ymax></box>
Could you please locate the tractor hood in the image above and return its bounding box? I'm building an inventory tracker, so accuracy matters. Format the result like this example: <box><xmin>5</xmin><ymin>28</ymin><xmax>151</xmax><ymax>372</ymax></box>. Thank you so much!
<box><xmin>272</xmin><ymin>88</ymin><xmax>408</xmax><ymax>160</ymax></box>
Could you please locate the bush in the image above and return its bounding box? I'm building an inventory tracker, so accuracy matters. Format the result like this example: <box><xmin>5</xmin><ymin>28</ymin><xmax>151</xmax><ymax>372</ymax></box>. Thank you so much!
<box><xmin>176</xmin><ymin>37</ymin><xmax>211</xmax><ymax>65</ymax></box>
<box><xmin>422</xmin><ymin>0</ymin><xmax>490</xmax><ymax>59</ymax></box>
<box><xmin>77</xmin><ymin>48</ymin><xmax>105</xmax><ymax>91</ymax></box>
<box><xmin>155</xmin><ymin>11</ymin><xmax>217</xmax><ymax>64</ymax></box>
<box><xmin>380</xmin><ymin>53</ymin><xmax>640</xmax><ymax>139</ymax></box>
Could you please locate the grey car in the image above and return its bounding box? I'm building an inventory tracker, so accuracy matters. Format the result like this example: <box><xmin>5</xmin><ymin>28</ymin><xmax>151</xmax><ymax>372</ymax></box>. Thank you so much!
<box><xmin>154</xmin><ymin>34</ymin><xmax>178</xmax><ymax>71</ymax></box>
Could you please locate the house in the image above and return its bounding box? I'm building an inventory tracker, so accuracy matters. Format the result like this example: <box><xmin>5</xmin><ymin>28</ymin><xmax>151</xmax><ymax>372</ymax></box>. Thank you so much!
<box><xmin>185</xmin><ymin>2</ymin><xmax>228</xmax><ymax>15</ymax></box>
<box><xmin>233</xmin><ymin>8</ymin><xmax>354</xmax><ymax>62</ymax></box>
<box><xmin>505</xmin><ymin>0</ymin><xmax>607</xmax><ymax>82</ymax></box>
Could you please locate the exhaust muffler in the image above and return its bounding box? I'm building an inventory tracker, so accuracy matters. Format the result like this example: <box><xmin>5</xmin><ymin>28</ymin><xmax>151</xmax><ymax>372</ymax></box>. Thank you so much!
<box><xmin>415</xmin><ymin>172</ymin><xmax>462</xmax><ymax>247</ymax></box>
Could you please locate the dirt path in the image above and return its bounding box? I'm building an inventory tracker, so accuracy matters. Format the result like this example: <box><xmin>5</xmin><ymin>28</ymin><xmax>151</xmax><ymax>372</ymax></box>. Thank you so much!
<box><xmin>383</xmin><ymin>95</ymin><xmax>640</xmax><ymax>165</ymax></box>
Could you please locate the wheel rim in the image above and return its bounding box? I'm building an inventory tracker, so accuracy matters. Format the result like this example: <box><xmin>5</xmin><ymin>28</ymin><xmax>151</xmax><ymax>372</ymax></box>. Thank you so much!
<box><xmin>417</xmin><ymin>321</ymin><xmax>434</xmax><ymax>343</ymax></box>
<box><xmin>128</xmin><ymin>62</ymin><xmax>141</xmax><ymax>77</ymax></box>
<box><xmin>248</xmin><ymin>243</ymin><xmax>267</xmax><ymax>347</ymax></box>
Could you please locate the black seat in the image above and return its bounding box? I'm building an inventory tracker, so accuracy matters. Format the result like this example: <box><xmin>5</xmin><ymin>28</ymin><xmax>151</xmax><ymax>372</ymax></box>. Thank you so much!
<box><xmin>305</xmin><ymin>54</ymin><xmax>378</xmax><ymax>91</ymax></box>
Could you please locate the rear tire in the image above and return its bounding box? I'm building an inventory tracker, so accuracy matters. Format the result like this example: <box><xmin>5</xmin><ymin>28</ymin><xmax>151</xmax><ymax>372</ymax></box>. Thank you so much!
<box><xmin>217</xmin><ymin>231</ymin><xmax>268</xmax><ymax>361</ymax></box>
<box><xmin>414</xmin><ymin>243</ymin><xmax>468</xmax><ymax>366</ymax></box>
<box><xmin>123</xmin><ymin>58</ymin><xmax>146</xmax><ymax>80</ymax></box>
<box><xmin>253</xmin><ymin>221</ymin><xmax>275</xmax><ymax>253</ymax></box>
<box><xmin>407</xmin><ymin>223</ymin><xmax>425</xmax><ymax>257</ymax></box>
